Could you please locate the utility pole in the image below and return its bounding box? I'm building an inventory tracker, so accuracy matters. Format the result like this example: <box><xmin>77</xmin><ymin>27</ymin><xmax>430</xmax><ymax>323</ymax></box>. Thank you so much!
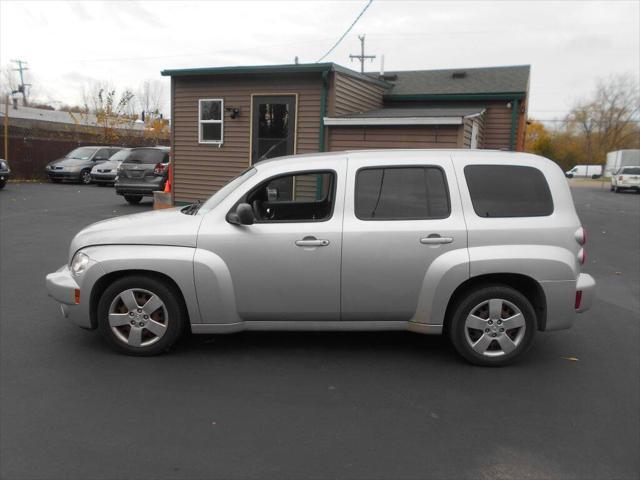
<box><xmin>349</xmin><ymin>34</ymin><xmax>376</xmax><ymax>73</ymax></box>
<box><xmin>4</xmin><ymin>95</ymin><xmax>8</xmax><ymax>161</ymax></box>
<box><xmin>11</xmin><ymin>59</ymin><xmax>31</xmax><ymax>106</ymax></box>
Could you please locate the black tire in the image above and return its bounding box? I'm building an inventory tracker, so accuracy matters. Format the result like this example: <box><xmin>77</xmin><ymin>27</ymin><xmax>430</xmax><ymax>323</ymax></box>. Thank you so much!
<box><xmin>96</xmin><ymin>182</ymin><xmax>105</xmax><ymax>187</ymax></box>
<box><xmin>124</xmin><ymin>195</ymin><xmax>143</xmax><ymax>205</ymax></box>
<box><xmin>448</xmin><ymin>284</ymin><xmax>537</xmax><ymax>367</ymax></box>
<box><xmin>0</xmin><ymin>180</ymin><xmax>5</xmax><ymax>189</ymax></box>
<box><xmin>610</xmin><ymin>185</ymin><xmax>614</xmax><ymax>191</ymax></box>
<box><xmin>614</xmin><ymin>186</ymin><xmax>620</xmax><ymax>193</ymax></box>
<box><xmin>97</xmin><ymin>275</ymin><xmax>186</xmax><ymax>356</ymax></box>
<box><xmin>80</xmin><ymin>169</ymin><xmax>92</xmax><ymax>185</ymax></box>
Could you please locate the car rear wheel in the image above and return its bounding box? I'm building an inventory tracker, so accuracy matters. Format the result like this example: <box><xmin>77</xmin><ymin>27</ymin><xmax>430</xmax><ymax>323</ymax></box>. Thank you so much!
<box><xmin>0</xmin><ymin>180</ymin><xmax>5</xmax><ymax>189</ymax></box>
<box><xmin>97</xmin><ymin>275</ymin><xmax>185</xmax><ymax>356</ymax></box>
<box><xmin>80</xmin><ymin>169</ymin><xmax>92</xmax><ymax>185</ymax></box>
<box><xmin>124</xmin><ymin>195</ymin><xmax>143</xmax><ymax>205</ymax></box>
<box><xmin>449</xmin><ymin>285</ymin><xmax>536</xmax><ymax>366</ymax></box>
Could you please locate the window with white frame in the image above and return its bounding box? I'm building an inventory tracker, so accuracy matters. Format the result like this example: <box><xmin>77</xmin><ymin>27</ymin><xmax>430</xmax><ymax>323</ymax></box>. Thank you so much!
<box><xmin>199</xmin><ymin>99</ymin><xmax>224</xmax><ymax>144</ymax></box>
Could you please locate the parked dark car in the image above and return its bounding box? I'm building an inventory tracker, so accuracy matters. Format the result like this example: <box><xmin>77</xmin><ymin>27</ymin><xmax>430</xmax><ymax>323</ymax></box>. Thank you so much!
<box><xmin>91</xmin><ymin>148</ymin><xmax>132</xmax><ymax>186</ymax></box>
<box><xmin>0</xmin><ymin>158</ymin><xmax>10</xmax><ymax>189</ymax></box>
<box><xmin>46</xmin><ymin>146</ymin><xmax>122</xmax><ymax>184</ymax></box>
<box><xmin>115</xmin><ymin>146</ymin><xmax>170</xmax><ymax>204</ymax></box>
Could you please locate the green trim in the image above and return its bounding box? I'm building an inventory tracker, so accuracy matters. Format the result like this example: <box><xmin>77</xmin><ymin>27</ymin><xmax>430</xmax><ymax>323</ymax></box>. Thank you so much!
<box><xmin>385</xmin><ymin>92</ymin><xmax>526</xmax><ymax>101</ymax></box>
<box><xmin>318</xmin><ymin>70</ymin><xmax>330</xmax><ymax>152</ymax></box>
<box><xmin>509</xmin><ymin>98</ymin><xmax>520</xmax><ymax>151</ymax></box>
<box><xmin>174</xmin><ymin>200</ymin><xmax>191</xmax><ymax>206</ymax></box>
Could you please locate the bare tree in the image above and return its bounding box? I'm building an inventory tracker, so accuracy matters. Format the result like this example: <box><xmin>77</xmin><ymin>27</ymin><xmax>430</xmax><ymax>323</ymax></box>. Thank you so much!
<box><xmin>81</xmin><ymin>82</ymin><xmax>136</xmax><ymax>142</ymax></box>
<box><xmin>568</xmin><ymin>74</ymin><xmax>640</xmax><ymax>164</ymax></box>
<box><xmin>136</xmin><ymin>79</ymin><xmax>165</xmax><ymax>117</ymax></box>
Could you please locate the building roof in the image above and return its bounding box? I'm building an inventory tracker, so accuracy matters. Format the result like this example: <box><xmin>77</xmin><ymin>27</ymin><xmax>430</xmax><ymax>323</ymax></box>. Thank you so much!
<box><xmin>324</xmin><ymin>107</ymin><xmax>485</xmax><ymax>126</ymax></box>
<box><xmin>379</xmin><ymin>65</ymin><xmax>530</xmax><ymax>97</ymax></box>
<box><xmin>0</xmin><ymin>105</ymin><xmax>145</xmax><ymax>130</ymax></box>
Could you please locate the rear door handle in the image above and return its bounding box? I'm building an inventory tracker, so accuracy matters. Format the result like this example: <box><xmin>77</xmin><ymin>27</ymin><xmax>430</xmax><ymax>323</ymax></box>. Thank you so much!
<box><xmin>420</xmin><ymin>234</ymin><xmax>454</xmax><ymax>245</ymax></box>
<box><xmin>295</xmin><ymin>237</ymin><xmax>330</xmax><ymax>247</ymax></box>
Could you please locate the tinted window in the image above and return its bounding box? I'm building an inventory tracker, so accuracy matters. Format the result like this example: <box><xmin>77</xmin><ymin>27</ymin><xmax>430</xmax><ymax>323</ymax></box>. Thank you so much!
<box><xmin>464</xmin><ymin>165</ymin><xmax>553</xmax><ymax>217</ymax></box>
<box><xmin>123</xmin><ymin>149</ymin><xmax>169</xmax><ymax>164</ymax></box>
<box><xmin>621</xmin><ymin>167</ymin><xmax>640</xmax><ymax>175</ymax></box>
<box><xmin>355</xmin><ymin>167</ymin><xmax>450</xmax><ymax>220</ymax></box>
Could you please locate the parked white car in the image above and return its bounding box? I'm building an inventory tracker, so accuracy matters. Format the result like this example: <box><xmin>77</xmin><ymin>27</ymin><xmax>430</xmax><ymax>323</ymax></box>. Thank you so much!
<box><xmin>611</xmin><ymin>166</ymin><xmax>640</xmax><ymax>193</ymax></box>
<box><xmin>565</xmin><ymin>164</ymin><xmax>602</xmax><ymax>179</ymax></box>
<box><xmin>46</xmin><ymin>150</ymin><xmax>595</xmax><ymax>366</ymax></box>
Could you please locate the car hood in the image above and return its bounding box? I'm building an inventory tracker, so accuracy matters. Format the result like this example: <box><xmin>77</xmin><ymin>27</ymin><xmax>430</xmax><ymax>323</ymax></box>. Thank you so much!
<box><xmin>91</xmin><ymin>160</ymin><xmax>119</xmax><ymax>172</ymax></box>
<box><xmin>51</xmin><ymin>158</ymin><xmax>91</xmax><ymax>168</ymax></box>
<box><xmin>68</xmin><ymin>207</ymin><xmax>204</xmax><ymax>261</ymax></box>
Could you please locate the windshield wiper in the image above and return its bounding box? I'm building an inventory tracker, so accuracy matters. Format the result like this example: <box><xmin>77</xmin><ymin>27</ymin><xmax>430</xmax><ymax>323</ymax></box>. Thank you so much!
<box><xmin>181</xmin><ymin>200</ymin><xmax>202</xmax><ymax>215</ymax></box>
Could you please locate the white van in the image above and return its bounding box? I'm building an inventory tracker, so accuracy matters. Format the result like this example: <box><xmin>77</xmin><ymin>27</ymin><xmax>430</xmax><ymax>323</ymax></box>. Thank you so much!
<box><xmin>565</xmin><ymin>165</ymin><xmax>602</xmax><ymax>179</ymax></box>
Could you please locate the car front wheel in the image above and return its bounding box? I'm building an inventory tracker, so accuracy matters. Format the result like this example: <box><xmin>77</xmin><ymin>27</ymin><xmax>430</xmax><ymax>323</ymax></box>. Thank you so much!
<box><xmin>80</xmin><ymin>169</ymin><xmax>92</xmax><ymax>185</ymax></box>
<box><xmin>449</xmin><ymin>285</ymin><xmax>536</xmax><ymax>366</ymax></box>
<box><xmin>97</xmin><ymin>275</ymin><xmax>185</xmax><ymax>356</ymax></box>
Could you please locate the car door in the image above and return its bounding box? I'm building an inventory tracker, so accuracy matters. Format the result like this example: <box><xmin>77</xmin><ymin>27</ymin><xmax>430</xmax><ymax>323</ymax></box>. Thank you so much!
<box><xmin>196</xmin><ymin>159</ymin><xmax>346</xmax><ymax>322</ymax></box>
<box><xmin>341</xmin><ymin>152</ymin><xmax>467</xmax><ymax>322</ymax></box>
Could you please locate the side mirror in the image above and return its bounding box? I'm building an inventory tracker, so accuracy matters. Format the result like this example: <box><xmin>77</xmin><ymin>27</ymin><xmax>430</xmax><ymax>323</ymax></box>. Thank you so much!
<box><xmin>227</xmin><ymin>202</ymin><xmax>254</xmax><ymax>225</ymax></box>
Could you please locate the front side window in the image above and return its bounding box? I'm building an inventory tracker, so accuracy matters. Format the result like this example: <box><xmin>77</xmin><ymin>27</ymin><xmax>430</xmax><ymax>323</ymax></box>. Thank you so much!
<box><xmin>66</xmin><ymin>147</ymin><xmax>97</xmax><ymax>160</ymax></box>
<box><xmin>245</xmin><ymin>171</ymin><xmax>335</xmax><ymax>222</ymax></box>
<box><xmin>355</xmin><ymin>167</ymin><xmax>450</xmax><ymax>220</ymax></box>
<box><xmin>464</xmin><ymin>165</ymin><xmax>554</xmax><ymax>218</ymax></box>
<box><xmin>199</xmin><ymin>99</ymin><xmax>224</xmax><ymax>144</ymax></box>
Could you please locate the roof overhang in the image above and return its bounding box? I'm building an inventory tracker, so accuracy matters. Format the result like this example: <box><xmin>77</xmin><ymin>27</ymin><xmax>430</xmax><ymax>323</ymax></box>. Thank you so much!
<box><xmin>161</xmin><ymin>63</ymin><xmax>390</xmax><ymax>88</ymax></box>
<box><xmin>385</xmin><ymin>92</ymin><xmax>526</xmax><ymax>101</ymax></box>
<box><xmin>324</xmin><ymin>116</ymin><xmax>465</xmax><ymax>126</ymax></box>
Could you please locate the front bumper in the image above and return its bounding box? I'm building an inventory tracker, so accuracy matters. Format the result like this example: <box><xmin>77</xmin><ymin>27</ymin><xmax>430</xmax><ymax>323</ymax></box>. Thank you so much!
<box><xmin>47</xmin><ymin>170</ymin><xmax>81</xmax><ymax>181</ymax></box>
<box><xmin>0</xmin><ymin>170</ymin><xmax>10</xmax><ymax>181</ymax></box>
<box><xmin>576</xmin><ymin>273</ymin><xmax>595</xmax><ymax>313</ymax></box>
<box><xmin>45</xmin><ymin>265</ymin><xmax>92</xmax><ymax>328</ymax></box>
<box><xmin>91</xmin><ymin>172</ymin><xmax>117</xmax><ymax>183</ymax></box>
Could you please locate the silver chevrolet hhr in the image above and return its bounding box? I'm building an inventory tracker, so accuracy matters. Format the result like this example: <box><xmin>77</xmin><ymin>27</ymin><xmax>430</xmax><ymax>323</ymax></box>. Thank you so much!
<box><xmin>46</xmin><ymin>150</ymin><xmax>595</xmax><ymax>366</ymax></box>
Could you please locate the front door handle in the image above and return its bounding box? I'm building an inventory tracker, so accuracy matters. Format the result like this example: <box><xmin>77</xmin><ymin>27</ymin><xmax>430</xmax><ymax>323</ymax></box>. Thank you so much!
<box><xmin>420</xmin><ymin>234</ymin><xmax>454</xmax><ymax>245</ymax></box>
<box><xmin>295</xmin><ymin>237</ymin><xmax>330</xmax><ymax>247</ymax></box>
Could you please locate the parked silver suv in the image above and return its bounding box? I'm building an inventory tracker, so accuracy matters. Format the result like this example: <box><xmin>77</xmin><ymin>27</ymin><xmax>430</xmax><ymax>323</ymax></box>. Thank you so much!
<box><xmin>46</xmin><ymin>150</ymin><xmax>595</xmax><ymax>366</ymax></box>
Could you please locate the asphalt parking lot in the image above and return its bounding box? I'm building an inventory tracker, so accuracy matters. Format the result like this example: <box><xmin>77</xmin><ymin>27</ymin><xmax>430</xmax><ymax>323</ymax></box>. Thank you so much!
<box><xmin>1</xmin><ymin>181</ymin><xmax>638</xmax><ymax>480</ymax></box>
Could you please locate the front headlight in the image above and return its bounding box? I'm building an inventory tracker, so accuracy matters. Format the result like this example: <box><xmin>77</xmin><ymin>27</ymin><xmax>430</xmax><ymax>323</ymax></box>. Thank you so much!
<box><xmin>70</xmin><ymin>251</ymin><xmax>89</xmax><ymax>276</ymax></box>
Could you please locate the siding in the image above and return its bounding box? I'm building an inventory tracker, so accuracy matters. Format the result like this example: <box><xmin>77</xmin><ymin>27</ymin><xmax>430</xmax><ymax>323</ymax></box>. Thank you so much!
<box><xmin>328</xmin><ymin>125</ymin><xmax>462</xmax><ymax>151</ymax></box>
<box><xmin>330</xmin><ymin>72</ymin><xmax>386</xmax><ymax>116</ymax></box>
<box><xmin>172</xmin><ymin>74</ymin><xmax>322</xmax><ymax>203</ymax></box>
<box><xmin>384</xmin><ymin>99</ymin><xmax>521</xmax><ymax>151</ymax></box>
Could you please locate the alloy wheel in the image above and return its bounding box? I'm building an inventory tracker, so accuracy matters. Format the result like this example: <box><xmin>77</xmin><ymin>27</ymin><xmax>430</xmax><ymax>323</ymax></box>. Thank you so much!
<box><xmin>108</xmin><ymin>288</ymin><xmax>169</xmax><ymax>347</ymax></box>
<box><xmin>463</xmin><ymin>298</ymin><xmax>526</xmax><ymax>357</ymax></box>
<box><xmin>81</xmin><ymin>170</ymin><xmax>92</xmax><ymax>184</ymax></box>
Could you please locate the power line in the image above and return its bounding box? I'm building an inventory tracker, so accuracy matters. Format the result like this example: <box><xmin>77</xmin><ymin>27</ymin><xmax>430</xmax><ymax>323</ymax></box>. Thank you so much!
<box><xmin>316</xmin><ymin>0</ymin><xmax>374</xmax><ymax>63</ymax></box>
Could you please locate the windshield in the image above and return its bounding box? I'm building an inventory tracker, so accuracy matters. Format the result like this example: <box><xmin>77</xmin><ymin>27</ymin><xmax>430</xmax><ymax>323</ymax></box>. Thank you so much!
<box><xmin>621</xmin><ymin>167</ymin><xmax>640</xmax><ymax>175</ymax></box>
<box><xmin>123</xmin><ymin>148</ymin><xmax>169</xmax><ymax>164</ymax></box>
<box><xmin>66</xmin><ymin>147</ymin><xmax>97</xmax><ymax>160</ymax></box>
<box><xmin>108</xmin><ymin>149</ymin><xmax>131</xmax><ymax>162</ymax></box>
<box><xmin>197</xmin><ymin>168</ymin><xmax>257</xmax><ymax>215</ymax></box>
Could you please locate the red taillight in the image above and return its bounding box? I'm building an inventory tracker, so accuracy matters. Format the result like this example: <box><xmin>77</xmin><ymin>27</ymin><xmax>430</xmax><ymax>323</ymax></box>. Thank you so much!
<box><xmin>74</xmin><ymin>289</ymin><xmax>81</xmax><ymax>305</ymax></box>
<box><xmin>578</xmin><ymin>248</ymin><xmax>586</xmax><ymax>265</ymax></box>
<box><xmin>575</xmin><ymin>290</ymin><xmax>583</xmax><ymax>310</ymax></box>
<box><xmin>154</xmin><ymin>163</ymin><xmax>166</xmax><ymax>174</ymax></box>
<box><xmin>575</xmin><ymin>227</ymin><xmax>586</xmax><ymax>245</ymax></box>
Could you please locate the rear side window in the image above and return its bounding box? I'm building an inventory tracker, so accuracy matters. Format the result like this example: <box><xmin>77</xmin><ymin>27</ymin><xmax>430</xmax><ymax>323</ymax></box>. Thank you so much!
<box><xmin>621</xmin><ymin>167</ymin><xmax>640</xmax><ymax>175</ymax></box>
<box><xmin>355</xmin><ymin>167</ymin><xmax>450</xmax><ymax>220</ymax></box>
<box><xmin>464</xmin><ymin>165</ymin><xmax>553</xmax><ymax>217</ymax></box>
<box><xmin>123</xmin><ymin>149</ymin><xmax>169</xmax><ymax>164</ymax></box>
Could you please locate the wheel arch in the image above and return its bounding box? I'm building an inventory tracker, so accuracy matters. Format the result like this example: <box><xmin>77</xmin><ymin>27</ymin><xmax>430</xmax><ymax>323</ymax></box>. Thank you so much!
<box><xmin>443</xmin><ymin>273</ymin><xmax>548</xmax><ymax>332</ymax></box>
<box><xmin>89</xmin><ymin>269</ymin><xmax>191</xmax><ymax>330</ymax></box>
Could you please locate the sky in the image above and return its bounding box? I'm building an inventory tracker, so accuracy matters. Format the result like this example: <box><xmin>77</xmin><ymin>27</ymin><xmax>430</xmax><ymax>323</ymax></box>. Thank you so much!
<box><xmin>1</xmin><ymin>0</ymin><xmax>638</xmax><ymax>122</ymax></box>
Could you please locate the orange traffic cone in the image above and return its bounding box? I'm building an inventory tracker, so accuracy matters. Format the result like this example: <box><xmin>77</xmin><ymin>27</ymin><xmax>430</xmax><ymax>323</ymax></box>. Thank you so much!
<box><xmin>164</xmin><ymin>163</ymin><xmax>172</xmax><ymax>193</ymax></box>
